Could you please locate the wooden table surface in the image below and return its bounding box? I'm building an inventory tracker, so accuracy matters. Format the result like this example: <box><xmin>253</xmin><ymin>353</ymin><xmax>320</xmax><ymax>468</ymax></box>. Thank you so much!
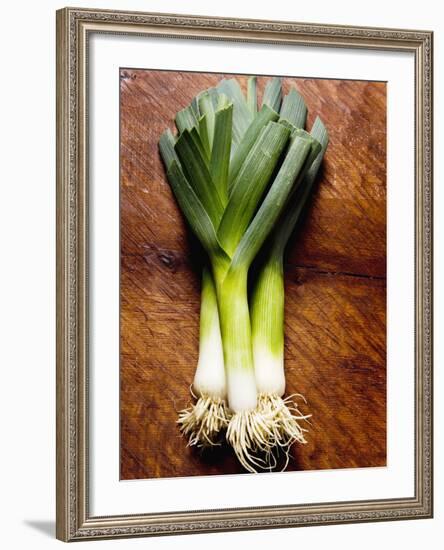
<box><xmin>119</xmin><ymin>69</ymin><xmax>386</xmax><ymax>479</ymax></box>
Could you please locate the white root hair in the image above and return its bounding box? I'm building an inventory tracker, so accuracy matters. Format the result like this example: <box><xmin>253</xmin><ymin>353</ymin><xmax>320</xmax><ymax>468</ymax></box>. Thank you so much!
<box><xmin>226</xmin><ymin>394</ymin><xmax>311</xmax><ymax>473</ymax></box>
<box><xmin>177</xmin><ymin>395</ymin><xmax>231</xmax><ymax>448</ymax></box>
<box><xmin>178</xmin><ymin>393</ymin><xmax>311</xmax><ymax>471</ymax></box>
<box><xmin>226</xmin><ymin>408</ymin><xmax>280</xmax><ymax>473</ymax></box>
<box><xmin>258</xmin><ymin>393</ymin><xmax>311</xmax><ymax>448</ymax></box>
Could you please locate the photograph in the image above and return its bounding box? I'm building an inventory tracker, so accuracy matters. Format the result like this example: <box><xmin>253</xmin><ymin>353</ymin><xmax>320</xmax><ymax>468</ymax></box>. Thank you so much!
<box><xmin>119</xmin><ymin>70</ymin><xmax>387</xmax><ymax>479</ymax></box>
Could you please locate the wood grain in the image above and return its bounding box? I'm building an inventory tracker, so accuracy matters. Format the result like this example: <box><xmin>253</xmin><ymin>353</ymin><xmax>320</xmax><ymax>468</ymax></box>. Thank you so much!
<box><xmin>119</xmin><ymin>69</ymin><xmax>386</xmax><ymax>479</ymax></box>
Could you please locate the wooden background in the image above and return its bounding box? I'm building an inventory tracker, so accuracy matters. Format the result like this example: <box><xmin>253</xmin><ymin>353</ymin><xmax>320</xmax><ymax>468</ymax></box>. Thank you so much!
<box><xmin>120</xmin><ymin>69</ymin><xmax>386</xmax><ymax>479</ymax></box>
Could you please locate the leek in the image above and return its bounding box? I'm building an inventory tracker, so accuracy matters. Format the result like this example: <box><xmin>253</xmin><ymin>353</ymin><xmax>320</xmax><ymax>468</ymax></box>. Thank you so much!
<box><xmin>221</xmin><ymin>135</ymin><xmax>314</xmax><ymax>470</ymax></box>
<box><xmin>251</xmin><ymin>116</ymin><xmax>329</xmax><ymax>453</ymax></box>
<box><xmin>160</xmin><ymin>129</ymin><xmax>231</xmax><ymax>447</ymax></box>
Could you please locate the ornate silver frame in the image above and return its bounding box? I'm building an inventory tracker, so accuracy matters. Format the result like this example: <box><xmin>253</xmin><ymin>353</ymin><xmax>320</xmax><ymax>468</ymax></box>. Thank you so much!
<box><xmin>56</xmin><ymin>7</ymin><xmax>433</xmax><ymax>542</ymax></box>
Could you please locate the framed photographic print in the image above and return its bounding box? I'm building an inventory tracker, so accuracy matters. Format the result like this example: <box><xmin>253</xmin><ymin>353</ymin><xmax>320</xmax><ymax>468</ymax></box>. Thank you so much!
<box><xmin>56</xmin><ymin>7</ymin><xmax>433</xmax><ymax>542</ymax></box>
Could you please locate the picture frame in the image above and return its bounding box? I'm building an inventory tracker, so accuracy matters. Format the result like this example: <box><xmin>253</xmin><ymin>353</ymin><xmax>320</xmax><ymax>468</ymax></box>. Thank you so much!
<box><xmin>56</xmin><ymin>6</ymin><xmax>433</xmax><ymax>542</ymax></box>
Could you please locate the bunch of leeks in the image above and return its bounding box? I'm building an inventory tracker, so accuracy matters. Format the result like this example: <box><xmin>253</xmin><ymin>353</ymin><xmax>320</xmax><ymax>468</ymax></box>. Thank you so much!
<box><xmin>159</xmin><ymin>76</ymin><xmax>328</xmax><ymax>472</ymax></box>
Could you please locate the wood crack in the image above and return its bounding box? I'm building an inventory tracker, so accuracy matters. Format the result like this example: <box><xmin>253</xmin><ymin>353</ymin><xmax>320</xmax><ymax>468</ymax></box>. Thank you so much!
<box><xmin>285</xmin><ymin>262</ymin><xmax>386</xmax><ymax>281</ymax></box>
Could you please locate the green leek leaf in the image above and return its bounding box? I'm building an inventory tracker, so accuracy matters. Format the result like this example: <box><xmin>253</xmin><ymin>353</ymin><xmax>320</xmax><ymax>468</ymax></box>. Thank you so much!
<box><xmin>210</xmin><ymin>105</ymin><xmax>233</xmax><ymax>207</ymax></box>
<box><xmin>217</xmin><ymin>121</ymin><xmax>290</xmax><ymax>256</ymax></box>
<box><xmin>269</xmin><ymin>116</ymin><xmax>329</xmax><ymax>257</ymax></box>
<box><xmin>262</xmin><ymin>77</ymin><xmax>282</xmax><ymax>112</ymax></box>
<box><xmin>247</xmin><ymin>76</ymin><xmax>257</xmax><ymax>115</ymax></box>
<box><xmin>190</xmin><ymin>95</ymin><xmax>200</xmax><ymax>118</ymax></box>
<box><xmin>175</xmin><ymin>105</ymin><xmax>199</xmax><ymax>134</ymax></box>
<box><xmin>230</xmin><ymin>135</ymin><xmax>312</xmax><ymax>271</ymax></box>
<box><xmin>228</xmin><ymin>104</ymin><xmax>279</xmax><ymax>193</ymax></box>
<box><xmin>279</xmin><ymin>88</ymin><xmax>307</xmax><ymax>129</ymax></box>
<box><xmin>189</xmin><ymin>125</ymin><xmax>210</xmax><ymax>164</ymax></box>
<box><xmin>166</xmin><ymin>160</ymin><xmax>230</xmax><ymax>273</ymax></box>
<box><xmin>217</xmin><ymin>78</ymin><xmax>253</xmax><ymax>148</ymax></box>
<box><xmin>159</xmin><ymin>129</ymin><xmax>179</xmax><ymax>171</ymax></box>
<box><xmin>198</xmin><ymin>91</ymin><xmax>217</xmax><ymax>150</ymax></box>
<box><xmin>198</xmin><ymin>115</ymin><xmax>211</xmax><ymax>159</ymax></box>
<box><xmin>175</xmin><ymin>129</ymin><xmax>224</xmax><ymax>227</ymax></box>
<box><xmin>207</xmin><ymin>87</ymin><xmax>221</xmax><ymax>109</ymax></box>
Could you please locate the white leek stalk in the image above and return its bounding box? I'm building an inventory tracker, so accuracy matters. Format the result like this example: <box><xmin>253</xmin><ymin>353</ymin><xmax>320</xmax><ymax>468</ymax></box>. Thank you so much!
<box><xmin>177</xmin><ymin>267</ymin><xmax>230</xmax><ymax>446</ymax></box>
